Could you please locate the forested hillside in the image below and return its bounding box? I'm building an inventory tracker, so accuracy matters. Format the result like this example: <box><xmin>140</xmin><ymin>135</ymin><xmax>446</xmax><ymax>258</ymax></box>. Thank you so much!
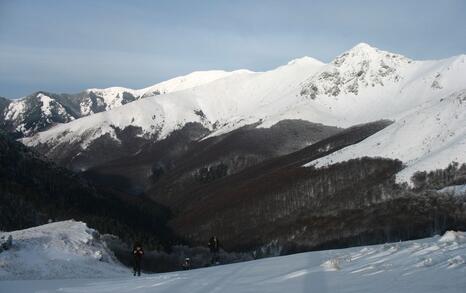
<box><xmin>0</xmin><ymin>131</ymin><xmax>174</xmax><ymax>250</ymax></box>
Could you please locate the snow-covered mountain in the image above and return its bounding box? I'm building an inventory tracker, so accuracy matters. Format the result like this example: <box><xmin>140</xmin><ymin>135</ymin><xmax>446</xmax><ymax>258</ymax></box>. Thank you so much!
<box><xmin>1</xmin><ymin>70</ymin><xmax>242</xmax><ymax>136</ymax></box>
<box><xmin>2</xmin><ymin>224</ymin><xmax>465</xmax><ymax>292</ymax></box>
<box><xmin>21</xmin><ymin>43</ymin><xmax>466</xmax><ymax>185</ymax></box>
<box><xmin>22</xmin><ymin>56</ymin><xmax>324</xmax><ymax>145</ymax></box>
<box><xmin>0</xmin><ymin>220</ymin><xmax>127</xmax><ymax>280</ymax></box>
<box><xmin>3</xmin><ymin>43</ymin><xmax>465</xmax><ymax>275</ymax></box>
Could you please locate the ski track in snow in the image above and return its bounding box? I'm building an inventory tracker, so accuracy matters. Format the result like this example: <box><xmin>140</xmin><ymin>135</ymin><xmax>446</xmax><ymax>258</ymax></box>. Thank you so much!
<box><xmin>1</xmin><ymin>228</ymin><xmax>466</xmax><ymax>293</ymax></box>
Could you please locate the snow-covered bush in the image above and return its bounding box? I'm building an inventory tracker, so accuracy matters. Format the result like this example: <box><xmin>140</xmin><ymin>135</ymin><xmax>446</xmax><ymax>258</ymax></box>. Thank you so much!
<box><xmin>0</xmin><ymin>235</ymin><xmax>12</xmax><ymax>253</ymax></box>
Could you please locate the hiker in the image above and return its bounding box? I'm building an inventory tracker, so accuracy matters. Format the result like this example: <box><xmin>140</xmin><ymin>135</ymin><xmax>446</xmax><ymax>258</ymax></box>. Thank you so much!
<box><xmin>208</xmin><ymin>236</ymin><xmax>220</xmax><ymax>264</ymax></box>
<box><xmin>132</xmin><ymin>242</ymin><xmax>144</xmax><ymax>276</ymax></box>
<box><xmin>182</xmin><ymin>257</ymin><xmax>192</xmax><ymax>270</ymax></box>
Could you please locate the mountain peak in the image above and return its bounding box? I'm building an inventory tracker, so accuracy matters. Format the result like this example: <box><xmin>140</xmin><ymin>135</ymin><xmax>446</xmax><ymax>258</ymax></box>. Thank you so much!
<box><xmin>337</xmin><ymin>42</ymin><xmax>409</xmax><ymax>64</ymax></box>
<box><xmin>350</xmin><ymin>42</ymin><xmax>378</xmax><ymax>51</ymax></box>
<box><xmin>339</xmin><ymin>42</ymin><xmax>384</xmax><ymax>62</ymax></box>
<box><xmin>329</xmin><ymin>42</ymin><xmax>411</xmax><ymax>69</ymax></box>
<box><xmin>300</xmin><ymin>43</ymin><xmax>413</xmax><ymax>99</ymax></box>
<box><xmin>287</xmin><ymin>56</ymin><xmax>324</xmax><ymax>66</ymax></box>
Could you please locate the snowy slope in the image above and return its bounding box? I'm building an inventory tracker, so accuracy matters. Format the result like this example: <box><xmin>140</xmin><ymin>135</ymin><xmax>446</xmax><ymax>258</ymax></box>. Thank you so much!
<box><xmin>21</xmin><ymin>43</ymin><xmax>466</xmax><ymax>183</ymax></box>
<box><xmin>1</xmin><ymin>231</ymin><xmax>466</xmax><ymax>292</ymax></box>
<box><xmin>306</xmin><ymin>89</ymin><xmax>466</xmax><ymax>184</ymax></box>
<box><xmin>0</xmin><ymin>221</ymin><xmax>127</xmax><ymax>280</ymax></box>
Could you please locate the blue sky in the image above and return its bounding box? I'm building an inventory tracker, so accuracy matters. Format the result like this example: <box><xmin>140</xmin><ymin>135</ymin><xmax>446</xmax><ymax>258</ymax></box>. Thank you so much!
<box><xmin>1</xmin><ymin>0</ymin><xmax>465</xmax><ymax>98</ymax></box>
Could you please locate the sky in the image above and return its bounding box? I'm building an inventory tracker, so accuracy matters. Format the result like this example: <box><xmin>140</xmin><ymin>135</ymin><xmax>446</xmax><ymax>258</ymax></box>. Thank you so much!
<box><xmin>0</xmin><ymin>0</ymin><xmax>465</xmax><ymax>99</ymax></box>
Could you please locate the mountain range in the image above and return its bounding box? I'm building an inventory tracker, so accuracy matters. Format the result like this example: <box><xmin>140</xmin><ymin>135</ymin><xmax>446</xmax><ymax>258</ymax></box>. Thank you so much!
<box><xmin>1</xmin><ymin>43</ymin><xmax>465</xmax><ymax>253</ymax></box>
<box><xmin>0</xmin><ymin>70</ymin><xmax>243</xmax><ymax>137</ymax></box>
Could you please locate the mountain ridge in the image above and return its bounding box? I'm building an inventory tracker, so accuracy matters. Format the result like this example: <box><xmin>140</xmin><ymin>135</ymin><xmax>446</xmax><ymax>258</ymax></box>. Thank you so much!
<box><xmin>1</xmin><ymin>70</ymin><xmax>246</xmax><ymax>136</ymax></box>
<box><xmin>20</xmin><ymin>43</ymin><xmax>466</xmax><ymax>184</ymax></box>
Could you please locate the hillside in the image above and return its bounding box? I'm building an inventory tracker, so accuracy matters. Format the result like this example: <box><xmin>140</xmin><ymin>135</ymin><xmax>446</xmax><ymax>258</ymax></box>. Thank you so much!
<box><xmin>0</xmin><ymin>131</ymin><xmax>173</xmax><ymax>248</ymax></box>
<box><xmin>307</xmin><ymin>89</ymin><xmax>466</xmax><ymax>184</ymax></box>
<box><xmin>161</xmin><ymin>121</ymin><xmax>466</xmax><ymax>252</ymax></box>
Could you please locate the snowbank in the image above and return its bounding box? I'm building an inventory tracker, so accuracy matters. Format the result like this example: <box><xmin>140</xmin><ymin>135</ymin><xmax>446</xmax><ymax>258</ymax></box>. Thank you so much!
<box><xmin>0</xmin><ymin>221</ymin><xmax>127</xmax><ymax>280</ymax></box>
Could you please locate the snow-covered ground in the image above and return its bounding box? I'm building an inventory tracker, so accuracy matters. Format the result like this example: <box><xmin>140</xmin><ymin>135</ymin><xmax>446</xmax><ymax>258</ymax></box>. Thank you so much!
<box><xmin>1</xmin><ymin>222</ymin><xmax>465</xmax><ymax>292</ymax></box>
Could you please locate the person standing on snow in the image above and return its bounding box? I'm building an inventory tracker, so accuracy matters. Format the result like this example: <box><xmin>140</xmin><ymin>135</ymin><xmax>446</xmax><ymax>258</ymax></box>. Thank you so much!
<box><xmin>208</xmin><ymin>236</ymin><xmax>220</xmax><ymax>264</ymax></box>
<box><xmin>133</xmin><ymin>242</ymin><xmax>144</xmax><ymax>276</ymax></box>
<box><xmin>182</xmin><ymin>257</ymin><xmax>192</xmax><ymax>270</ymax></box>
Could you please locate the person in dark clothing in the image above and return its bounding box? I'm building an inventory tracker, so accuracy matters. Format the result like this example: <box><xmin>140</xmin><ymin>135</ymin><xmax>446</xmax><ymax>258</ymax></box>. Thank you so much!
<box><xmin>132</xmin><ymin>242</ymin><xmax>144</xmax><ymax>276</ymax></box>
<box><xmin>182</xmin><ymin>257</ymin><xmax>192</xmax><ymax>270</ymax></box>
<box><xmin>208</xmin><ymin>236</ymin><xmax>220</xmax><ymax>264</ymax></box>
<box><xmin>208</xmin><ymin>236</ymin><xmax>220</xmax><ymax>253</ymax></box>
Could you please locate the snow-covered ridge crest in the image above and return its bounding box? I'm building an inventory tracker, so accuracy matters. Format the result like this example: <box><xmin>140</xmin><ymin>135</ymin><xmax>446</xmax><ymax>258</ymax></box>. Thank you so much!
<box><xmin>287</xmin><ymin>56</ymin><xmax>324</xmax><ymax>66</ymax></box>
<box><xmin>22</xmin><ymin>56</ymin><xmax>324</xmax><ymax>147</ymax></box>
<box><xmin>76</xmin><ymin>69</ymin><xmax>252</xmax><ymax>114</ymax></box>
<box><xmin>85</xmin><ymin>69</ymin><xmax>251</xmax><ymax>105</ymax></box>
<box><xmin>0</xmin><ymin>220</ymin><xmax>126</xmax><ymax>280</ymax></box>
<box><xmin>134</xmin><ymin>69</ymin><xmax>254</xmax><ymax>98</ymax></box>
